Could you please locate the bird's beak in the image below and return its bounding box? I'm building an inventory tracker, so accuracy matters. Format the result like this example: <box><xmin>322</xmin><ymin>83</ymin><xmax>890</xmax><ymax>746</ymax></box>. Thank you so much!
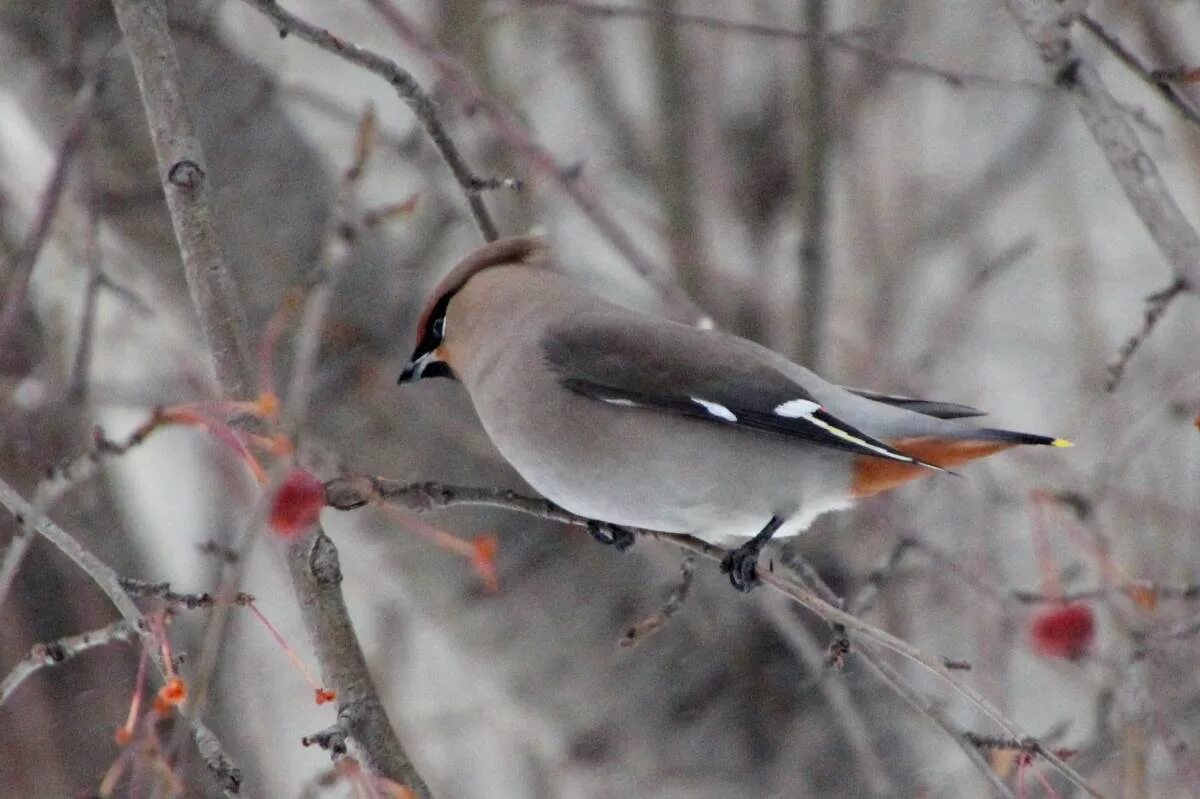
<box><xmin>398</xmin><ymin>347</ymin><xmax>450</xmax><ymax>384</ymax></box>
<box><xmin>398</xmin><ymin>361</ymin><xmax>418</xmax><ymax>384</ymax></box>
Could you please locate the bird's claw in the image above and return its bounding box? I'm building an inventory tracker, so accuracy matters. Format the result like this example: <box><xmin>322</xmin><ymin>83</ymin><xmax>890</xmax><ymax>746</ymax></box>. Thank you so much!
<box><xmin>720</xmin><ymin>545</ymin><xmax>761</xmax><ymax>592</ymax></box>
<box><xmin>587</xmin><ymin>521</ymin><xmax>636</xmax><ymax>552</ymax></box>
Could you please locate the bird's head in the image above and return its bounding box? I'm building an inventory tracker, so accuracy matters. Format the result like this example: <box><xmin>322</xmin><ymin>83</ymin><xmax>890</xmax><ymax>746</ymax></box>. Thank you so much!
<box><xmin>399</xmin><ymin>235</ymin><xmax>548</xmax><ymax>384</ymax></box>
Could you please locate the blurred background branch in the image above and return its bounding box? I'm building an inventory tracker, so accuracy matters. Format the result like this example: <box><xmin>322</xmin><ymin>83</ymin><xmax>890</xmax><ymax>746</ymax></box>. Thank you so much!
<box><xmin>5</xmin><ymin>1</ymin><xmax>1200</xmax><ymax>797</ymax></box>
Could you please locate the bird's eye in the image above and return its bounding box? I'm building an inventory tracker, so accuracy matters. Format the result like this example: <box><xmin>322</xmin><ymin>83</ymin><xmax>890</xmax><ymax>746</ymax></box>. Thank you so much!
<box><xmin>431</xmin><ymin>316</ymin><xmax>445</xmax><ymax>339</ymax></box>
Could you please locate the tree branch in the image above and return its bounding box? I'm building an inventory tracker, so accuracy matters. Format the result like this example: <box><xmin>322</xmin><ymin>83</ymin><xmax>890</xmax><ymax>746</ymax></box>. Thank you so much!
<box><xmin>236</xmin><ymin>0</ymin><xmax>500</xmax><ymax>243</ymax></box>
<box><xmin>0</xmin><ymin>475</ymin><xmax>243</xmax><ymax>797</ymax></box>
<box><xmin>1078</xmin><ymin>14</ymin><xmax>1200</xmax><ymax>132</ymax></box>
<box><xmin>0</xmin><ymin>74</ymin><xmax>99</xmax><ymax>358</ymax></box>
<box><xmin>110</xmin><ymin>0</ymin><xmax>254</xmax><ymax>397</ymax></box>
<box><xmin>108</xmin><ymin>2</ymin><xmax>426</xmax><ymax>793</ymax></box>
<box><xmin>0</xmin><ymin>619</ymin><xmax>138</xmax><ymax>706</ymax></box>
<box><xmin>365</xmin><ymin>0</ymin><xmax>708</xmax><ymax>324</ymax></box>
<box><xmin>1001</xmin><ymin>2</ymin><xmax>1200</xmax><ymax>394</ymax></box>
<box><xmin>1003</xmin><ymin>1</ymin><xmax>1200</xmax><ymax>290</ymax></box>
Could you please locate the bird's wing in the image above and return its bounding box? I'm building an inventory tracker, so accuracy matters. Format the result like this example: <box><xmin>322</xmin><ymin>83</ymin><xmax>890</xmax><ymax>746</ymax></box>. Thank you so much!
<box><xmin>540</xmin><ymin>312</ymin><xmax>938</xmax><ymax>467</ymax></box>
<box><xmin>841</xmin><ymin>387</ymin><xmax>986</xmax><ymax>419</ymax></box>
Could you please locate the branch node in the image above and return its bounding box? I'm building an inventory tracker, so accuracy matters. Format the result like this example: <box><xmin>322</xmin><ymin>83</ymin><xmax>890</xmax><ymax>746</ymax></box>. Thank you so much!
<box><xmin>303</xmin><ymin>721</ymin><xmax>350</xmax><ymax>756</ymax></box>
<box><xmin>1054</xmin><ymin>57</ymin><xmax>1081</xmax><ymax>88</ymax></box>
<box><xmin>166</xmin><ymin>159</ymin><xmax>206</xmax><ymax>189</ymax></box>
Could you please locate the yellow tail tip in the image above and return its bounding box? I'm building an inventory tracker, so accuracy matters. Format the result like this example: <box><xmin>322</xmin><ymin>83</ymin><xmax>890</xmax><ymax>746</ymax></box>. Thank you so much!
<box><xmin>1050</xmin><ymin>438</ymin><xmax>1074</xmax><ymax>448</ymax></box>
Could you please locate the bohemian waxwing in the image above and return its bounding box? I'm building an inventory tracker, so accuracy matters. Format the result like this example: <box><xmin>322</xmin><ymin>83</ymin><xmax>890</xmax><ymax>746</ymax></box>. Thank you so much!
<box><xmin>399</xmin><ymin>236</ymin><xmax>1071</xmax><ymax>591</ymax></box>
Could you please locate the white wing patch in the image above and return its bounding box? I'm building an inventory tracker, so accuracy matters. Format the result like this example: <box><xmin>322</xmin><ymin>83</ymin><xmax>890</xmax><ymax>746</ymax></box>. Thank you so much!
<box><xmin>602</xmin><ymin>398</ymin><xmax>641</xmax><ymax>408</ymax></box>
<box><xmin>773</xmin><ymin>398</ymin><xmax>822</xmax><ymax>418</ymax></box>
<box><xmin>775</xmin><ymin>398</ymin><xmax>924</xmax><ymax>465</ymax></box>
<box><xmin>690</xmin><ymin>397</ymin><xmax>738</xmax><ymax>422</ymax></box>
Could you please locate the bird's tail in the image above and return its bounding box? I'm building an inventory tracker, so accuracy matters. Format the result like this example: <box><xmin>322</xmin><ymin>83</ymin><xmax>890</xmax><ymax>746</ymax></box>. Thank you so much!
<box><xmin>971</xmin><ymin>428</ymin><xmax>1074</xmax><ymax>449</ymax></box>
<box><xmin>849</xmin><ymin>429</ymin><xmax>1071</xmax><ymax>498</ymax></box>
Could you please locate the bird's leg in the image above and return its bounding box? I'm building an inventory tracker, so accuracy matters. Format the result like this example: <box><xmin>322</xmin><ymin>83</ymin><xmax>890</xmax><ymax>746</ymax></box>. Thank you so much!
<box><xmin>720</xmin><ymin>515</ymin><xmax>784</xmax><ymax>592</ymax></box>
<box><xmin>586</xmin><ymin>520</ymin><xmax>636</xmax><ymax>552</ymax></box>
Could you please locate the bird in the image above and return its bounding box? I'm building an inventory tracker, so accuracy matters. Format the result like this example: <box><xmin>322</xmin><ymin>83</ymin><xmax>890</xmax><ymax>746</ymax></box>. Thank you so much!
<box><xmin>398</xmin><ymin>235</ymin><xmax>1071</xmax><ymax>591</ymax></box>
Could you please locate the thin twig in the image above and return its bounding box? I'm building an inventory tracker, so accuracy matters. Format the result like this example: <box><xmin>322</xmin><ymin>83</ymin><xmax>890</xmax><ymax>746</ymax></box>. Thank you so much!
<box><xmin>861</xmin><ymin>653</ymin><xmax>1016</xmax><ymax>798</ymax></box>
<box><xmin>1003</xmin><ymin>1</ymin><xmax>1200</xmax><ymax>291</ymax></box>
<box><xmin>118</xmin><ymin>576</ymin><xmax>255</xmax><ymax>609</ymax></box>
<box><xmin>0</xmin><ymin>75</ymin><xmax>100</xmax><ymax>353</ymax></box>
<box><xmin>67</xmin><ymin>195</ymin><xmax>102</xmax><ymax>404</ymax></box>
<box><xmin>797</xmin><ymin>0</ymin><xmax>831</xmax><ymax>368</ymax></box>
<box><xmin>1078</xmin><ymin>14</ymin><xmax>1200</xmax><ymax>131</ymax></box>
<box><xmin>283</xmin><ymin>105</ymin><xmax>375</xmax><ymax>429</ymax></box>
<box><xmin>0</xmin><ymin>619</ymin><xmax>139</xmax><ymax>705</ymax></box>
<box><xmin>847</xmin><ymin>538</ymin><xmax>915</xmax><ymax>617</ymax></box>
<box><xmin>1012</xmin><ymin>580</ymin><xmax>1199</xmax><ymax>605</ymax></box>
<box><xmin>281</xmin><ymin>81</ymin><xmax>424</xmax><ymax>156</ymax></box>
<box><xmin>517</xmin><ymin>0</ymin><xmax>1056</xmax><ymax>91</ymax></box>
<box><xmin>1104</xmin><ymin>278</ymin><xmax>1187</xmax><ymax>391</ymax></box>
<box><xmin>763</xmin><ymin>596</ymin><xmax>898</xmax><ymax>798</ymax></box>
<box><xmin>0</xmin><ymin>476</ymin><xmax>244</xmax><ymax>796</ymax></box>
<box><xmin>365</xmin><ymin>0</ymin><xmax>707</xmax><ymax>325</ymax></box>
<box><xmin>619</xmin><ymin>555</ymin><xmax>695</xmax><ymax>648</ymax></box>
<box><xmin>0</xmin><ymin>413</ymin><xmax>164</xmax><ymax>609</ymax></box>
<box><xmin>237</xmin><ymin>0</ymin><xmax>501</xmax><ymax>243</ymax></box>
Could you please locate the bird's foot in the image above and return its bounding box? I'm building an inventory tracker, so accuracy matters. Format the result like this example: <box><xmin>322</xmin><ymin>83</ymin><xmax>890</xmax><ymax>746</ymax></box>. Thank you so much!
<box><xmin>720</xmin><ymin>543</ymin><xmax>762</xmax><ymax>593</ymax></box>
<box><xmin>587</xmin><ymin>521</ymin><xmax>636</xmax><ymax>552</ymax></box>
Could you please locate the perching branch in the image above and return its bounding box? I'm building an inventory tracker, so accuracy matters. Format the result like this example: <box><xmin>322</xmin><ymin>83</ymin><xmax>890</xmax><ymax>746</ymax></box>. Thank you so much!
<box><xmin>326</xmin><ymin>475</ymin><xmax>1103</xmax><ymax>798</ymax></box>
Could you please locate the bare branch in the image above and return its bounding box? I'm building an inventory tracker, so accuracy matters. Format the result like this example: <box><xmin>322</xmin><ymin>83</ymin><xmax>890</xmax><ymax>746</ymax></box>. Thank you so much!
<box><xmin>619</xmin><ymin>555</ymin><xmax>695</xmax><ymax>648</ymax></box>
<box><xmin>285</xmin><ymin>531</ymin><xmax>432</xmax><ymax>798</ymax></box>
<box><xmin>1079</xmin><ymin>14</ymin><xmax>1200</xmax><ymax>131</ymax></box>
<box><xmin>109</xmin><ymin>2</ymin><xmax>425</xmax><ymax>792</ymax></box>
<box><xmin>236</xmin><ymin>0</ymin><xmax>501</xmax><ymax>243</ymax></box>
<box><xmin>518</xmin><ymin>0</ymin><xmax>1056</xmax><ymax>91</ymax></box>
<box><xmin>365</xmin><ymin>0</ymin><xmax>708</xmax><ymax>324</ymax></box>
<box><xmin>863</xmin><ymin>657</ymin><xmax>1017</xmax><ymax>799</ymax></box>
<box><xmin>0</xmin><ymin>74</ymin><xmax>99</xmax><ymax>356</ymax></box>
<box><xmin>0</xmin><ymin>619</ymin><xmax>139</xmax><ymax>706</ymax></box>
<box><xmin>1003</xmin><ymin>2</ymin><xmax>1200</xmax><ymax>291</ymax></box>
<box><xmin>0</xmin><ymin>413</ymin><xmax>164</xmax><ymax>609</ymax></box>
<box><xmin>1105</xmin><ymin>278</ymin><xmax>1187</xmax><ymax>391</ymax></box>
<box><xmin>118</xmin><ymin>576</ymin><xmax>255</xmax><ymax>609</ymax></box>
<box><xmin>0</xmin><ymin>475</ymin><xmax>243</xmax><ymax>797</ymax></box>
<box><xmin>110</xmin><ymin>0</ymin><xmax>254</xmax><ymax>397</ymax></box>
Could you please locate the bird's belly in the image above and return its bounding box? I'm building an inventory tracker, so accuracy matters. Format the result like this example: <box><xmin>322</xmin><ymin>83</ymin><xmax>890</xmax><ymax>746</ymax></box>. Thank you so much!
<box><xmin>477</xmin><ymin>391</ymin><xmax>856</xmax><ymax>542</ymax></box>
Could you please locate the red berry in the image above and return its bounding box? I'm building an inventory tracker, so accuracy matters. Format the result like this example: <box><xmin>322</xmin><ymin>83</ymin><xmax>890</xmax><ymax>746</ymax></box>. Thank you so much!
<box><xmin>269</xmin><ymin>469</ymin><xmax>326</xmax><ymax>537</ymax></box>
<box><xmin>1029</xmin><ymin>603</ymin><xmax>1095</xmax><ymax>660</ymax></box>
